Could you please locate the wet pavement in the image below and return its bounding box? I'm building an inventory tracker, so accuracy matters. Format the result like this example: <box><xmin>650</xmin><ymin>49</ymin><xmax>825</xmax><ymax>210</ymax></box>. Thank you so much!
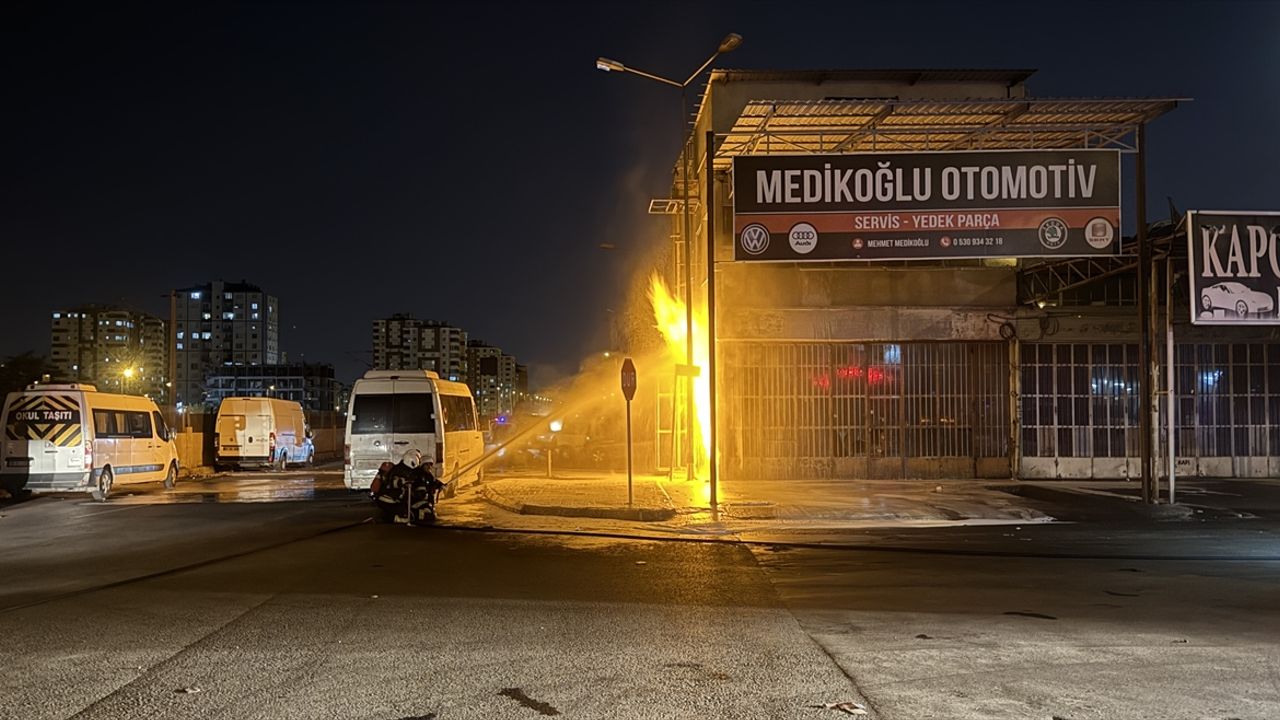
<box><xmin>3</xmin><ymin>468</ymin><xmax>1280</xmax><ymax>718</ymax></box>
<box><xmin>109</xmin><ymin>467</ymin><xmax>353</xmax><ymax>505</ymax></box>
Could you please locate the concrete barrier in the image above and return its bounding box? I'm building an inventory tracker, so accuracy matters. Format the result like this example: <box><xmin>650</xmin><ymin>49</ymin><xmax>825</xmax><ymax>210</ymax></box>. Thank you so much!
<box><xmin>175</xmin><ymin>431</ymin><xmax>215</xmax><ymax>469</ymax></box>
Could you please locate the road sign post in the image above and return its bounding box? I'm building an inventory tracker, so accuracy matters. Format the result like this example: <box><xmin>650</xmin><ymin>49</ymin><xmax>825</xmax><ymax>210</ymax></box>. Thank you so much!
<box><xmin>621</xmin><ymin>357</ymin><xmax>637</xmax><ymax>505</ymax></box>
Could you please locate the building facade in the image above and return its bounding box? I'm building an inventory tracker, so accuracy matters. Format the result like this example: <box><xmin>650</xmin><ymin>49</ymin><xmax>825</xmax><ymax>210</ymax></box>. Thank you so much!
<box><xmin>371</xmin><ymin>315</ymin><xmax>468</xmax><ymax>381</ymax></box>
<box><xmin>174</xmin><ymin>280</ymin><xmax>279</xmax><ymax>409</ymax></box>
<box><xmin>204</xmin><ymin>362</ymin><xmax>341</xmax><ymax>413</ymax></box>
<box><xmin>644</xmin><ymin>68</ymin><xmax>1235</xmax><ymax>483</ymax></box>
<box><xmin>466</xmin><ymin>341</ymin><xmax>518</xmax><ymax>420</ymax></box>
<box><xmin>49</xmin><ymin>306</ymin><xmax>168</xmax><ymax>400</ymax></box>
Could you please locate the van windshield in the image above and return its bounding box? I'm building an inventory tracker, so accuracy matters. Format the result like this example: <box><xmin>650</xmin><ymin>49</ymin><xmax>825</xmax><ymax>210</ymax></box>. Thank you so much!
<box><xmin>351</xmin><ymin>393</ymin><xmax>435</xmax><ymax>435</ymax></box>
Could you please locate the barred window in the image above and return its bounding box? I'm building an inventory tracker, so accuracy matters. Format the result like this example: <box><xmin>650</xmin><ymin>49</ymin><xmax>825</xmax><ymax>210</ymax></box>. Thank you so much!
<box><xmin>722</xmin><ymin>341</ymin><xmax>1008</xmax><ymax>479</ymax></box>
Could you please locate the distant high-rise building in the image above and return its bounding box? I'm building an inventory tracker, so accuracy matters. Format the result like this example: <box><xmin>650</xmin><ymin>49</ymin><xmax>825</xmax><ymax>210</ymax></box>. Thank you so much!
<box><xmin>516</xmin><ymin>363</ymin><xmax>529</xmax><ymax>405</ymax></box>
<box><xmin>371</xmin><ymin>315</ymin><xmax>468</xmax><ymax>381</ymax></box>
<box><xmin>49</xmin><ymin>306</ymin><xmax>168</xmax><ymax>401</ymax></box>
<box><xmin>466</xmin><ymin>340</ymin><xmax>518</xmax><ymax>420</ymax></box>
<box><xmin>173</xmin><ymin>280</ymin><xmax>279</xmax><ymax>409</ymax></box>
<box><xmin>204</xmin><ymin>362</ymin><xmax>341</xmax><ymax>413</ymax></box>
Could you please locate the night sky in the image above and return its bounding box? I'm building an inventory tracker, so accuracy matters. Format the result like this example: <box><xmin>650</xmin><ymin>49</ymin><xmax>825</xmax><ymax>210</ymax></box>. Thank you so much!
<box><xmin>3</xmin><ymin>1</ymin><xmax>1278</xmax><ymax>387</ymax></box>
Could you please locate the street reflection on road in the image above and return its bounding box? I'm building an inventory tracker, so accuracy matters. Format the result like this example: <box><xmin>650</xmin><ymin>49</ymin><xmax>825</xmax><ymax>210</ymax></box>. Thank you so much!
<box><xmin>105</xmin><ymin>470</ymin><xmax>353</xmax><ymax>505</ymax></box>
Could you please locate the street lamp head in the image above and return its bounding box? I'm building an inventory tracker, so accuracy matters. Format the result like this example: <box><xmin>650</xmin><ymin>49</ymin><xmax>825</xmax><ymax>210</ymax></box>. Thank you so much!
<box><xmin>717</xmin><ymin>33</ymin><xmax>743</xmax><ymax>54</ymax></box>
<box><xmin>595</xmin><ymin>57</ymin><xmax>626</xmax><ymax>73</ymax></box>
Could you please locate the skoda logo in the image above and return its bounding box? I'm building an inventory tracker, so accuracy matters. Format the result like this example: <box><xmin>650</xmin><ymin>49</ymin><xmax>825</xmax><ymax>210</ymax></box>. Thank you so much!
<box><xmin>1038</xmin><ymin>217</ymin><xmax>1069</xmax><ymax>250</ymax></box>
<box><xmin>740</xmin><ymin>224</ymin><xmax>770</xmax><ymax>255</ymax></box>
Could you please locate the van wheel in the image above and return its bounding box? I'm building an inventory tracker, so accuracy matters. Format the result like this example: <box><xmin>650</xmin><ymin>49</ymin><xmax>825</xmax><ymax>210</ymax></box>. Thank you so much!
<box><xmin>275</xmin><ymin>452</ymin><xmax>287</xmax><ymax>471</ymax></box>
<box><xmin>163</xmin><ymin>462</ymin><xmax>178</xmax><ymax>489</ymax></box>
<box><xmin>91</xmin><ymin>467</ymin><xmax>114</xmax><ymax>502</ymax></box>
<box><xmin>305</xmin><ymin>449</ymin><xmax>315</xmax><ymax>467</ymax></box>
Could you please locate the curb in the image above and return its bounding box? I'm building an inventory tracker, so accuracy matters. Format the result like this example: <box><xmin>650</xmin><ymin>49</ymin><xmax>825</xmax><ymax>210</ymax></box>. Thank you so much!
<box><xmin>479</xmin><ymin>486</ymin><xmax>677</xmax><ymax>522</ymax></box>
<box><xmin>1000</xmin><ymin>483</ymin><xmax>1229</xmax><ymax>521</ymax></box>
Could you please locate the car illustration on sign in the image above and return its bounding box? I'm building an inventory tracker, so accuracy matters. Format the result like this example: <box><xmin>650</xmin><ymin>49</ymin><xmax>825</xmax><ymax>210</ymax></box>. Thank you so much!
<box><xmin>1200</xmin><ymin>282</ymin><xmax>1275</xmax><ymax>318</ymax></box>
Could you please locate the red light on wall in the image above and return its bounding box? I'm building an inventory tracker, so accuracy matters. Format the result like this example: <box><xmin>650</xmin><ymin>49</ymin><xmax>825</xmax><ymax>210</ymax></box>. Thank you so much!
<box><xmin>836</xmin><ymin>365</ymin><xmax>864</xmax><ymax>379</ymax></box>
<box><xmin>812</xmin><ymin>374</ymin><xmax>831</xmax><ymax>390</ymax></box>
<box><xmin>868</xmin><ymin>367</ymin><xmax>885</xmax><ymax>384</ymax></box>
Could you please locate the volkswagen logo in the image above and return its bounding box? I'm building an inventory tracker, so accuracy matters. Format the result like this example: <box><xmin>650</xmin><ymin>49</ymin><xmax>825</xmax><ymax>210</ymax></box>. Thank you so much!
<box><xmin>740</xmin><ymin>224</ymin><xmax>770</xmax><ymax>255</ymax></box>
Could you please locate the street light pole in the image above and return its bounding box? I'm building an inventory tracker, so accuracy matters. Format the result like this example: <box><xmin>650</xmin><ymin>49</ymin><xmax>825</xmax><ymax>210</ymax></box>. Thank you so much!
<box><xmin>680</xmin><ymin>85</ymin><xmax>694</xmax><ymax>480</ymax></box>
<box><xmin>596</xmin><ymin>33</ymin><xmax>742</xmax><ymax>483</ymax></box>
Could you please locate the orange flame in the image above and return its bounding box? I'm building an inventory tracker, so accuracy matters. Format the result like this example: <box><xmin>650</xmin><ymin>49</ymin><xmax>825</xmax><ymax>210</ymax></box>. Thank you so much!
<box><xmin>647</xmin><ymin>272</ymin><xmax>710</xmax><ymax>474</ymax></box>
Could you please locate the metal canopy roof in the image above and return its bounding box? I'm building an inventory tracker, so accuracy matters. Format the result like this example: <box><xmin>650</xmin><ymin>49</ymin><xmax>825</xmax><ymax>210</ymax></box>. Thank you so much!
<box><xmin>712</xmin><ymin>68</ymin><xmax>1038</xmax><ymax>86</ymax></box>
<box><xmin>713</xmin><ymin>96</ymin><xmax>1183</xmax><ymax>168</ymax></box>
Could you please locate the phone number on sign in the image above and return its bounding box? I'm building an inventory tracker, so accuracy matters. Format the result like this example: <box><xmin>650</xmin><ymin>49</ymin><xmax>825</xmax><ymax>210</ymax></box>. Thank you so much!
<box><xmin>949</xmin><ymin>237</ymin><xmax>1004</xmax><ymax>247</ymax></box>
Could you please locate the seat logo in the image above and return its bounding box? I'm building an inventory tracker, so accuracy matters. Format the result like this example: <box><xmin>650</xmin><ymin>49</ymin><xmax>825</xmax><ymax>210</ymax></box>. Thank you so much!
<box><xmin>740</xmin><ymin>224</ymin><xmax>770</xmax><ymax>255</ymax></box>
<box><xmin>1085</xmin><ymin>217</ymin><xmax>1114</xmax><ymax>249</ymax></box>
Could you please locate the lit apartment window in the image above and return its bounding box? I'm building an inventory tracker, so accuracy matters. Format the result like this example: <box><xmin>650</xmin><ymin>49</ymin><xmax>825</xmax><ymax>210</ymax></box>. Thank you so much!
<box><xmin>177</xmin><ymin>331</ymin><xmax>184</xmax><ymax>339</ymax></box>
<box><xmin>224</xmin><ymin>292</ymin><xmax>232</xmax><ymax>300</ymax></box>
<box><xmin>251</xmin><ymin>303</ymin><xmax>259</xmax><ymax>310</ymax></box>
<box><xmin>223</xmin><ymin>312</ymin><xmax>235</xmax><ymax>320</ymax></box>
<box><xmin>190</xmin><ymin>292</ymin><xmax>201</xmax><ymax>300</ymax></box>
<box><xmin>52</xmin><ymin>313</ymin><xmax>60</xmax><ymax>319</ymax></box>
<box><xmin>202</xmin><ymin>313</ymin><xmax>212</xmax><ymax>320</ymax></box>
<box><xmin>203</xmin><ymin>332</ymin><xmax>211</xmax><ymax>340</ymax></box>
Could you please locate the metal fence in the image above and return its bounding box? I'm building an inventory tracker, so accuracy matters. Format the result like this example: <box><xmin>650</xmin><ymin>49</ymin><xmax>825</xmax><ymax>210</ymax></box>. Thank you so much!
<box><xmin>1020</xmin><ymin>341</ymin><xmax>1280</xmax><ymax>476</ymax></box>
<box><xmin>720</xmin><ymin>341</ymin><xmax>1010</xmax><ymax>480</ymax></box>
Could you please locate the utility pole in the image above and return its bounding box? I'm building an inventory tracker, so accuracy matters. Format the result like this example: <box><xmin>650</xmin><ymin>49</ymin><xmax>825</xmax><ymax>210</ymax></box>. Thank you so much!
<box><xmin>168</xmin><ymin>290</ymin><xmax>178</xmax><ymax>425</ymax></box>
<box><xmin>1135</xmin><ymin>123</ymin><xmax>1154</xmax><ymax>504</ymax></box>
<box><xmin>680</xmin><ymin>87</ymin><xmax>696</xmax><ymax>484</ymax></box>
<box><xmin>705</xmin><ymin>129</ymin><xmax>719</xmax><ymax>513</ymax></box>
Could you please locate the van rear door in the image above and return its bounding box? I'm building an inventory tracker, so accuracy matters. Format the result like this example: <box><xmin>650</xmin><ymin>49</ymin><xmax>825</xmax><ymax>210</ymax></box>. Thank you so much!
<box><xmin>389</xmin><ymin>390</ymin><xmax>436</xmax><ymax>464</ymax></box>
<box><xmin>349</xmin><ymin>391</ymin><xmax>394</xmax><ymax>477</ymax></box>
<box><xmin>251</xmin><ymin>412</ymin><xmax>273</xmax><ymax>458</ymax></box>
<box><xmin>4</xmin><ymin>392</ymin><xmax>86</xmax><ymax>480</ymax></box>
<box><xmin>216</xmin><ymin>413</ymin><xmax>247</xmax><ymax>459</ymax></box>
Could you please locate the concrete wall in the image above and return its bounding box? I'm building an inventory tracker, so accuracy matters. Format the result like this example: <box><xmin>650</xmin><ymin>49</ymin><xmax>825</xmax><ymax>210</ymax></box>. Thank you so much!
<box><xmin>174</xmin><ymin>431</ymin><xmax>212</xmax><ymax>470</ymax></box>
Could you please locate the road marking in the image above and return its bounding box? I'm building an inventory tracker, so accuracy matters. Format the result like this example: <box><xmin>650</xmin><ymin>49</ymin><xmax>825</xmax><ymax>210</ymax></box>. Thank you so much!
<box><xmin>68</xmin><ymin>505</ymin><xmax>146</xmax><ymax>519</ymax></box>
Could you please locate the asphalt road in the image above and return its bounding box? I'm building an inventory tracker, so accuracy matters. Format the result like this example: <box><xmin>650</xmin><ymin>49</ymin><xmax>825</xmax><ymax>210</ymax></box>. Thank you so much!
<box><xmin>2</xmin><ymin>471</ymin><xmax>1278</xmax><ymax>720</ymax></box>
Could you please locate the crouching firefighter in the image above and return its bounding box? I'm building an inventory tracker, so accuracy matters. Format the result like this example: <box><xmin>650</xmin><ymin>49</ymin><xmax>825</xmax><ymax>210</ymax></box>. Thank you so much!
<box><xmin>369</xmin><ymin>449</ymin><xmax>447</xmax><ymax>525</ymax></box>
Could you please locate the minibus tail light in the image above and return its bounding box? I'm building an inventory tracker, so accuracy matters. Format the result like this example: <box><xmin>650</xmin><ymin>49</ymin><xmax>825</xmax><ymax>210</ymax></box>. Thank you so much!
<box><xmin>84</xmin><ymin>440</ymin><xmax>93</xmax><ymax>469</ymax></box>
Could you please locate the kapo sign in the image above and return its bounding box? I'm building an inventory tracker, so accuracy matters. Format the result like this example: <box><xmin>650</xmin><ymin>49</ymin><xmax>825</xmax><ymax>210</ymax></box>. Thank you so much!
<box><xmin>1187</xmin><ymin>211</ymin><xmax>1280</xmax><ymax>325</ymax></box>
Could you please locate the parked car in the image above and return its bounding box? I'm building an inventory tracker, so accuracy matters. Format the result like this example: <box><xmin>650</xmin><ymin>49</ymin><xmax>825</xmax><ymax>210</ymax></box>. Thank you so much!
<box><xmin>0</xmin><ymin>383</ymin><xmax>178</xmax><ymax>500</ymax></box>
<box><xmin>1200</xmin><ymin>282</ymin><xmax>1275</xmax><ymax>318</ymax></box>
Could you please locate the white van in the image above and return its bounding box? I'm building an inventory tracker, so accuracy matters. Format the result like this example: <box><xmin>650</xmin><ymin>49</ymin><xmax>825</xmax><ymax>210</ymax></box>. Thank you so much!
<box><xmin>215</xmin><ymin>397</ymin><xmax>313</xmax><ymax>470</ymax></box>
<box><xmin>343</xmin><ymin>370</ymin><xmax>483</xmax><ymax>490</ymax></box>
<box><xmin>0</xmin><ymin>383</ymin><xmax>179</xmax><ymax>501</ymax></box>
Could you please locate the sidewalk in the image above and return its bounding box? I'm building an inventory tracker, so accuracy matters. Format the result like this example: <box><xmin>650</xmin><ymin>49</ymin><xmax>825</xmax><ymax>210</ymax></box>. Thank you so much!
<box><xmin>472</xmin><ymin>470</ymin><xmax>1054</xmax><ymax>528</ymax></box>
<box><xmin>478</xmin><ymin>471</ymin><xmax>695</xmax><ymax>522</ymax></box>
<box><xmin>468</xmin><ymin>471</ymin><xmax>1280</xmax><ymax>530</ymax></box>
